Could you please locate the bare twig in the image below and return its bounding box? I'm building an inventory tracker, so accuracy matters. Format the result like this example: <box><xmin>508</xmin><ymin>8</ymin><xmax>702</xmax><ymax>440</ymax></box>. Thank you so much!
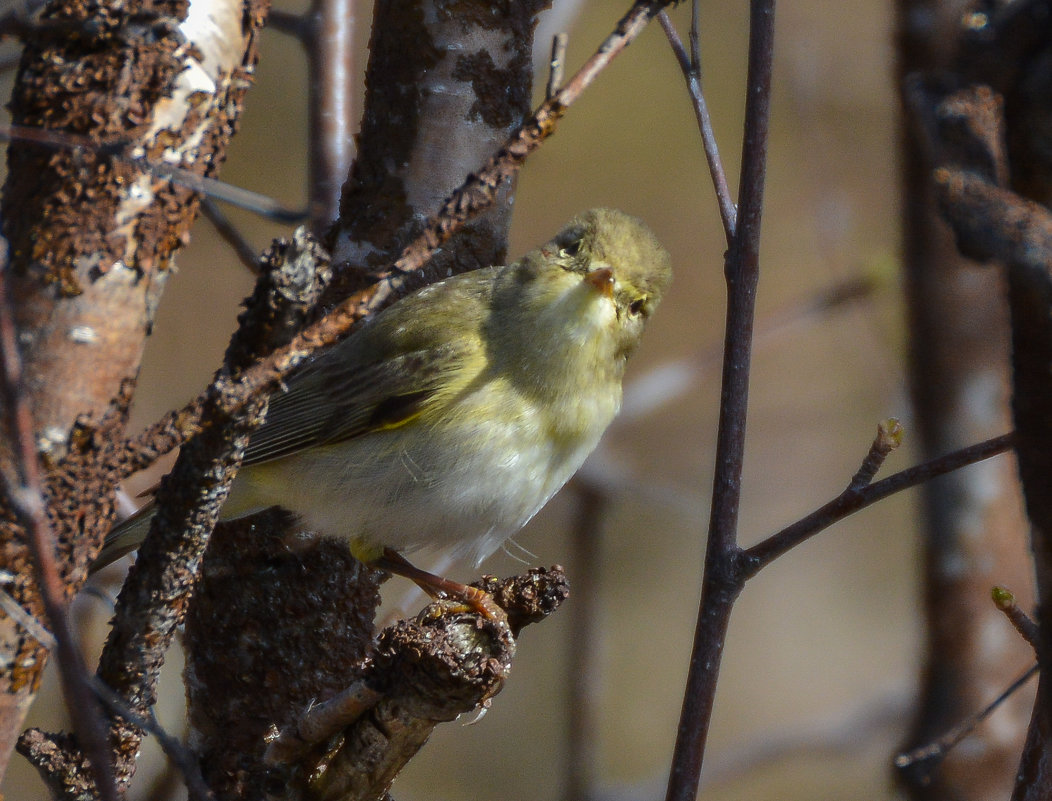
<box><xmin>665</xmin><ymin>3</ymin><xmax>775</xmax><ymax>800</ymax></box>
<box><xmin>0</xmin><ymin>586</ymin><xmax>55</xmax><ymax>649</ymax></box>
<box><xmin>993</xmin><ymin>586</ymin><xmax>1038</xmax><ymax>649</ymax></box>
<box><xmin>120</xmin><ymin>0</ymin><xmax>680</xmax><ymax>476</ymax></box>
<box><xmin>2</xmin><ymin>124</ymin><xmax>307</xmax><ymax>223</ymax></box>
<box><xmin>200</xmin><ymin>197</ymin><xmax>262</xmax><ymax>275</ymax></box>
<box><xmin>141</xmin><ymin>159</ymin><xmax>307</xmax><ymax>224</ymax></box>
<box><xmin>266</xmin><ymin>9</ymin><xmax>308</xmax><ymax>39</ymax></box>
<box><xmin>690</xmin><ymin>0</ymin><xmax>701</xmax><ymax>72</ymax></box>
<box><xmin>89</xmin><ymin>677</ymin><xmax>214</xmax><ymax>801</ymax></box>
<box><xmin>658</xmin><ymin>11</ymin><xmax>737</xmax><ymax>243</ymax></box>
<box><xmin>895</xmin><ymin>665</ymin><xmax>1039</xmax><ymax>783</ymax></box>
<box><xmin>743</xmin><ymin>432</ymin><xmax>1015</xmax><ymax>575</ymax></box>
<box><xmin>848</xmin><ymin>418</ymin><xmax>904</xmax><ymax>491</ymax></box>
<box><xmin>547</xmin><ymin>32</ymin><xmax>569</xmax><ymax>100</ymax></box>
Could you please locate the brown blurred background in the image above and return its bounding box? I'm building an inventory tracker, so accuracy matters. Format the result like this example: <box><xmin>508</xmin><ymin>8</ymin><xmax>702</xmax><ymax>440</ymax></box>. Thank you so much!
<box><xmin>4</xmin><ymin>0</ymin><xmax>964</xmax><ymax>798</ymax></box>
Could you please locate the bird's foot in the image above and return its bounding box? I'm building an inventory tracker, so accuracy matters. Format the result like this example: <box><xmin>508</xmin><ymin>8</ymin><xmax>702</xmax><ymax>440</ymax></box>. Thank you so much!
<box><xmin>375</xmin><ymin>547</ymin><xmax>509</xmax><ymax>628</ymax></box>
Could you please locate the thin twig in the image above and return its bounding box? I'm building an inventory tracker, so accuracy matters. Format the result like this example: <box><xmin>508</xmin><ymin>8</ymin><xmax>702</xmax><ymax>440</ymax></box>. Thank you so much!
<box><xmin>848</xmin><ymin>418</ymin><xmax>904</xmax><ymax>491</ymax></box>
<box><xmin>546</xmin><ymin>32</ymin><xmax>568</xmax><ymax>100</ymax></box>
<box><xmin>89</xmin><ymin>677</ymin><xmax>215</xmax><ymax>801</ymax></box>
<box><xmin>267</xmin><ymin>9</ymin><xmax>309</xmax><ymax>39</ymax></box>
<box><xmin>199</xmin><ymin>198</ymin><xmax>262</xmax><ymax>275</ymax></box>
<box><xmin>139</xmin><ymin>158</ymin><xmax>308</xmax><ymax>224</ymax></box>
<box><xmin>0</xmin><ymin>586</ymin><xmax>56</xmax><ymax>649</ymax></box>
<box><xmin>665</xmin><ymin>3</ymin><xmax>775</xmax><ymax>800</ymax></box>
<box><xmin>0</xmin><ymin>251</ymin><xmax>119</xmax><ymax>800</ymax></box>
<box><xmin>690</xmin><ymin>0</ymin><xmax>701</xmax><ymax>73</ymax></box>
<box><xmin>743</xmin><ymin>432</ymin><xmax>1015</xmax><ymax>576</ymax></box>
<box><xmin>120</xmin><ymin>0</ymin><xmax>679</xmax><ymax>475</ymax></box>
<box><xmin>993</xmin><ymin>586</ymin><xmax>1039</xmax><ymax>649</ymax></box>
<box><xmin>894</xmin><ymin>665</ymin><xmax>1039</xmax><ymax>781</ymax></box>
<box><xmin>659</xmin><ymin>10</ymin><xmax>736</xmax><ymax>243</ymax></box>
<box><xmin>2</xmin><ymin>124</ymin><xmax>308</xmax><ymax>223</ymax></box>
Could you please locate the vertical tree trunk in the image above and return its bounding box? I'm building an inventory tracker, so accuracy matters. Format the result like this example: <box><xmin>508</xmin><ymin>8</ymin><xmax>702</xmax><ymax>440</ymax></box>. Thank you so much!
<box><xmin>895</xmin><ymin>2</ymin><xmax>1035</xmax><ymax>797</ymax></box>
<box><xmin>0</xmin><ymin>0</ymin><xmax>266</xmax><ymax>777</ymax></box>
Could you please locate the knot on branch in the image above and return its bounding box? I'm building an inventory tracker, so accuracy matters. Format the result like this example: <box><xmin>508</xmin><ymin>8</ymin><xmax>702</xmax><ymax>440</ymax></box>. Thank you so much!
<box><xmin>371</xmin><ymin>607</ymin><xmax>515</xmax><ymax>719</ymax></box>
<box><xmin>269</xmin><ymin>567</ymin><xmax>568</xmax><ymax>801</ymax></box>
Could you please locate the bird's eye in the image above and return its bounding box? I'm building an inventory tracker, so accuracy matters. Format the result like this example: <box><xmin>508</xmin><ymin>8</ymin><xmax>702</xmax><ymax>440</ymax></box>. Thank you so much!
<box><xmin>562</xmin><ymin>240</ymin><xmax>581</xmax><ymax>257</ymax></box>
<box><xmin>628</xmin><ymin>297</ymin><xmax>647</xmax><ymax>316</ymax></box>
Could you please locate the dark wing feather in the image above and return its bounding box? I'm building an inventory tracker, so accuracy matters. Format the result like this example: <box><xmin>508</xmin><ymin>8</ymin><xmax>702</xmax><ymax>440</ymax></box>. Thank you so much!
<box><xmin>242</xmin><ymin>270</ymin><xmax>496</xmax><ymax>465</ymax></box>
<box><xmin>243</xmin><ymin>344</ymin><xmax>471</xmax><ymax>464</ymax></box>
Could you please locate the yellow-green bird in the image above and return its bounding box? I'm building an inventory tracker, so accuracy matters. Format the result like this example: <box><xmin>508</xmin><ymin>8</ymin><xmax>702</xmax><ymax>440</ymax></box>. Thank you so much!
<box><xmin>97</xmin><ymin>208</ymin><xmax>671</xmax><ymax>585</ymax></box>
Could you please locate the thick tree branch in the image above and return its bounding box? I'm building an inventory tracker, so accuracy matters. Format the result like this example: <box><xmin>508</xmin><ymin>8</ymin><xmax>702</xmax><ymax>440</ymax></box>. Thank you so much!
<box><xmin>92</xmin><ymin>230</ymin><xmax>331</xmax><ymax>789</ymax></box>
<box><xmin>0</xmin><ymin>0</ymin><xmax>268</xmax><ymax>780</ymax></box>
<box><xmin>911</xmin><ymin>77</ymin><xmax>1052</xmax><ymax>801</ymax></box>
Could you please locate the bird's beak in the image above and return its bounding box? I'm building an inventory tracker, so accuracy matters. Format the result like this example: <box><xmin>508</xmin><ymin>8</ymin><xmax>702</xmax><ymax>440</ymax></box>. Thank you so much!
<box><xmin>584</xmin><ymin>267</ymin><xmax>615</xmax><ymax>298</ymax></box>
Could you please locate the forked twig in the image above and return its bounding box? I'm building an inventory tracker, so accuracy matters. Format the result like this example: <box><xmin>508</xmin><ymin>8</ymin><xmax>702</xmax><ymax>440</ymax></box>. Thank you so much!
<box><xmin>658</xmin><ymin>10</ymin><xmax>736</xmax><ymax>242</ymax></box>
<box><xmin>744</xmin><ymin>432</ymin><xmax>1015</xmax><ymax>575</ymax></box>
<box><xmin>665</xmin><ymin>3</ymin><xmax>775</xmax><ymax>799</ymax></box>
<box><xmin>895</xmin><ymin>665</ymin><xmax>1038</xmax><ymax>782</ymax></box>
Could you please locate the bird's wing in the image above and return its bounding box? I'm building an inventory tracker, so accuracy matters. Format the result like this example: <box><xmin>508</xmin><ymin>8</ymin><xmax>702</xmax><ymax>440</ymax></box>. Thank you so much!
<box><xmin>243</xmin><ymin>274</ymin><xmax>493</xmax><ymax>465</ymax></box>
<box><xmin>242</xmin><ymin>342</ymin><xmax>477</xmax><ymax>464</ymax></box>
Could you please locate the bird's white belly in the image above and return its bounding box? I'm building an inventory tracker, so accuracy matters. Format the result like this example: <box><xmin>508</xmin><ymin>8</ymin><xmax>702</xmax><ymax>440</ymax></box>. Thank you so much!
<box><xmin>225</xmin><ymin>392</ymin><xmax>615</xmax><ymax>565</ymax></box>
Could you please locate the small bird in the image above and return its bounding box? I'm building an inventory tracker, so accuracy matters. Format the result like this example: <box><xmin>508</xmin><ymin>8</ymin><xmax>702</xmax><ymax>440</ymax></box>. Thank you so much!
<box><xmin>97</xmin><ymin>208</ymin><xmax>671</xmax><ymax>602</ymax></box>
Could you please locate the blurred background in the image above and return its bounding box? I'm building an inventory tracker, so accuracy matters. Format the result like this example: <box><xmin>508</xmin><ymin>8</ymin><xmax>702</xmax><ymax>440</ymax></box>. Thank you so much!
<box><xmin>3</xmin><ymin>0</ymin><xmax>958</xmax><ymax>798</ymax></box>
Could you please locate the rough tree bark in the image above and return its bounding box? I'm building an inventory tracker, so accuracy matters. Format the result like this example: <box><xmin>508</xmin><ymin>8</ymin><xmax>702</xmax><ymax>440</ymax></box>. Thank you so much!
<box><xmin>0</xmin><ymin>0</ymin><xmax>266</xmax><ymax>778</ymax></box>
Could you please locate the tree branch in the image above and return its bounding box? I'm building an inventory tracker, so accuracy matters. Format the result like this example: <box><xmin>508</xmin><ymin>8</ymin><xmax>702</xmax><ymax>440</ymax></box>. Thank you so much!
<box><xmin>665</xmin><ymin>3</ymin><xmax>775</xmax><ymax>799</ymax></box>
<box><xmin>744</xmin><ymin>432</ymin><xmax>1015</xmax><ymax>575</ymax></box>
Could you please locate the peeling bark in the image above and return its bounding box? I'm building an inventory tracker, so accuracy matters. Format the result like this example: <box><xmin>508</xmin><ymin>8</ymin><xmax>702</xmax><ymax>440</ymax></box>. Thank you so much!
<box><xmin>323</xmin><ymin>0</ymin><xmax>552</xmax><ymax>302</ymax></box>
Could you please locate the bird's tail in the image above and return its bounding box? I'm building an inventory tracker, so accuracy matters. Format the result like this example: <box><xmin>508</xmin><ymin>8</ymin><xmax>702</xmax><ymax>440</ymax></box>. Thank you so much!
<box><xmin>91</xmin><ymin>501</ymin><xmax>156</xmax><ymax>573</ymax></box>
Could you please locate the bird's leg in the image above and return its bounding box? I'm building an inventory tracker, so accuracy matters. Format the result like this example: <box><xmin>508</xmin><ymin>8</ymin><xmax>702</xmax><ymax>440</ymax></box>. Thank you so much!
<box><xmin>375</xmin><ymin>548</ymin><xmax>508</xmax><ymax>625</ymax></box>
